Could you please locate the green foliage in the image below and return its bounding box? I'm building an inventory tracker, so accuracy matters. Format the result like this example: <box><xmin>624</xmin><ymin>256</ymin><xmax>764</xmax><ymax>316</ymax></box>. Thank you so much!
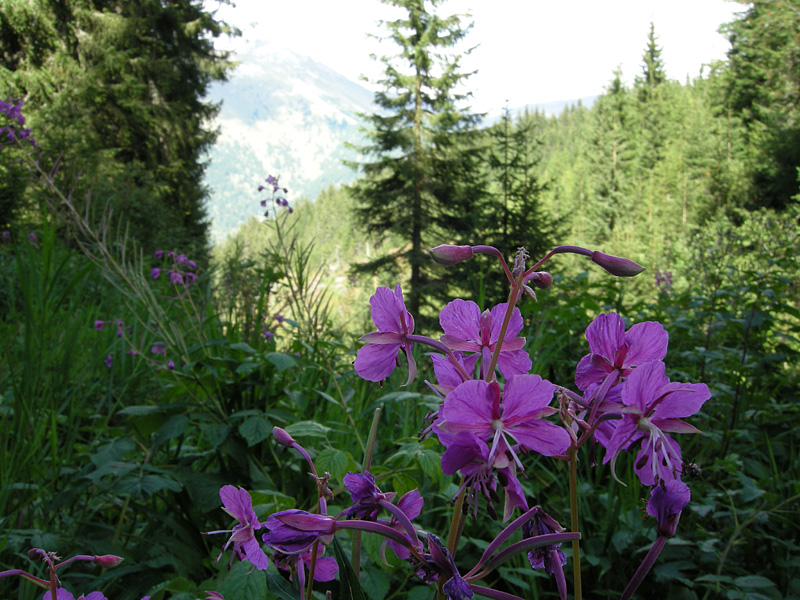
<box><xmin>348</xmin><ymin>0</ymin><xmax>487</xmax><ymax>317</ymax></box>
<box><xmin>0</xmin><ymin>0</ymin><xmax>236</xmax><ymax>257</ymax></box>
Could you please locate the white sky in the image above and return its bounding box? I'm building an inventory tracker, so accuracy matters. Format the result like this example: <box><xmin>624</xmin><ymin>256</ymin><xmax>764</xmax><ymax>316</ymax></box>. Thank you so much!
<box><xmin>205</xmin><ymin>0</ymin><xmax>744</xmax><ymax>113</ymax></box>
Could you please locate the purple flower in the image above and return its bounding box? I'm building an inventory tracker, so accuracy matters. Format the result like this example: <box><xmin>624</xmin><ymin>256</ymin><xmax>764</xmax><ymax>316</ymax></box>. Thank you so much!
<box><xmin>167</xmin><ymin>359</ymin><xmax>175</xmax><ymax>371</ymax></box>
<box><xmin>273</xmin><ymin>546</ymin><xmax>338</xmax><ymax>583</ymax></box>
<box><xmin>262</xmin><ymin>510</ymin><xmax>336</xmax><ymax>554</ymax></box>
<box><xmin>417</xmin><ymin>534</ymin><xmax>473</xmax><ymax>599</ymax></box>
<box><xmin>428</xmin><ymin>244</ymin><xmax>474</xmax><ymax>266</ymax></box>
<box><xmin>575</xmin><ymin>312</ymin><xmax>668</xmax><ymax>391</ymax></box>
<box><xmin>340</xmin><ymin>471</ymin><xmax>396</xmax><ymax>519</ymax></box>
<box><xmin>524</xmin><ymin>507</ymin><xmax>568</xmax><ymax>599</ymax></box>
<box><xmin>169</xmin><ymin>271</ymin><xmax>183</xmax><ymax>285</ymax></box>
<box><xmin>27</xmin><ymin>232</ymin><xmax>37</xmax><ymax>244</ymax></box>
<box><xmin>105</xmin><ymin>355</ymin><xmax>113</xmax><ymax>369</ymax></box>
<box><xmin>275</xmin><ymin>314</ymin><xmax>284</xmax><ymax>323</ymax></box>
<box><xmin>603</xmin><ymin>360</ymin><xmax>710</xmax><ymax>486</ymax></box>
<box><xmin>200</xmin><ymin>593</ymin><xmax>224</xmax><ymax>600</ymax></box>
<box><xmin>437</xmin><ymin>376</ymin><xmax>571</xmax><ymax>466</ymax></box>
<box><xmin>439</xmin><ymin>299</ymin><xmax>531</xmax><ymax>379</ymax></box>
<box><xmin>154</xmin><ymin>250</ymin><xmax>164</xmax><ymax>259</ymax></box>
<box><xmin>354</xmin><ymin>285</ymin><xmax>416</xmax><ymax>384</ymax></box>
<box><xmin>42</xmin><ymin>591</ymin><xmax>107</xmax><ymax>600</ymax></box>
<box><xmin>151</xmin><ymin>343</ymin><xmax>165</xmax><ymax>355</ymax></box>
<box><xmin>207</xmin><ymin>485</ymin><xmax>269</xmax><ymax>570</ymax></box>
<box><xmin>263</xmin><ymin>330</ymin><xmax>272</xmax><ymax>341</ymax></box>
<box><xmin>1</xmin><ymin>231</ymin><xmax>10</xmax><ymax>242</ymax></box>
<box><xmin>428</xmin><ymin>352</ymin><xmax>470</xmax><ymax>396</ymax></box>
<box><xmin>176</xmin><ymin>253</ymin><xmax>188</xmax><ymax>265</ymax></box>
<box><xmin>185</xmin><ymin>272</ymin><xmax>196</xmax><ymax>284</ymax></box>
<box><xmin>151</xmin><ymin>268</ymin><xmax>160</xmax><ymax>280</ymax></box>
<box><xmin>647</xmin><ymin>478</ymin><xmax>690</xmax><ymax>538</ymax></box>
<box><xmin>385</xmin><ymin>489</ymin><xmax>424</xmax><ymax>559</ymax></box>
<box><xmin>94</xmin><ymin>320</ymin><xmax>105</xmax><ymax>331</ymax></box>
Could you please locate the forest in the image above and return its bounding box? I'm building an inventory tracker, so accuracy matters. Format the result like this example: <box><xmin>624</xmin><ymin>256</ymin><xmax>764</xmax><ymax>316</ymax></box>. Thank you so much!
<box><xmin>1</xmin><ymin>1</ymin><xmax>798</xmax><ymax>600</ymax></box>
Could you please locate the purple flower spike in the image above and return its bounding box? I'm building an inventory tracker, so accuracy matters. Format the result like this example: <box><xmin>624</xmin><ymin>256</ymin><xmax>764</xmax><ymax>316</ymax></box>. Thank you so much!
<box><xmin>439</xmin><ymin>299</ymin><xmax>532</xmax><ymax>378</ymax></box>
<box><xmin>263</xmin><ymin>510</ymin><xmax>336</xmax><ymax>554</ymax></box>
<box><xmin>354</xmin><ymin>285</ymin><xmax>416</xmax><ymax>385</ymax></box>
<box><xmin>603</xmin><ymin>360</ymin><xmax>710</xmax><ymax>486</ymax></box>
<box><xmin>575</xmin><ymin>312</ymin><xmax>668</xmax><ymax>391</ymax></box>
<box><xmin>208</xmin><ymin>485</ymin><xmax>269</xmax><ymax>570</ymax></box>
<box><xmin>647</xmin><ymin>478</ymin><xmax>690</xmax><ymax>537</ymax></box>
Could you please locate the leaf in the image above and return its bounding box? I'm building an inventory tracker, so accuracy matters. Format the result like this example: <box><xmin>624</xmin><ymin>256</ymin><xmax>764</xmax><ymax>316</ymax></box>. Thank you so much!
<box><xmin>315</xmin><ymin>447</ymin><xmax>349</xmax><ymax>482</ymax></box>
<box><xmin>332</xmin><ymin>537</ymin><xmax>368</xmax><ymax>600</ymax></box>
<box><xmin>360</xmin><ymin>567</ymin><xmax>390</xmax><ymax>600</ymax></box>
<box><xmin>265</xmin><ymin>352</ymin><xmax>298</xmax><ymax>371</ymax></box>
<box><xmin>266</xmin><ymin>573</ymin><xmax>301</xmax><ymax>600</ymax></box>
<box><xmin>229</xmin><ymin>342</ymin><xmax>257</xmax><ymax>354</ymax></box>
<box><xmin>285</xmin><ymin>420</ymin><xmax>331</xmax><ymax>439</ymax></box>
<box><xmin>238</xmin><ymin>415</ymin><xmax>272</xmax><ymax>447</ymax></box>
<box><xmin>153</xmin><ymin>415</ymin><xmax>189</xmax><ymax>448</ymax></box>
<box><xmin>733</xmin><ymin>575</ymin><xmax>777</xmax><ymax>588</ymax></box>
<box><xmin>217</xmin><ymin>561</ymin><xmax>268</xmax><ymax>600</ymax></box>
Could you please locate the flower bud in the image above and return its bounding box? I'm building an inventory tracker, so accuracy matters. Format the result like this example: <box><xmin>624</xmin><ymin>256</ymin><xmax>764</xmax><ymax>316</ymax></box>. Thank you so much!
<box><xmin>273</xmin><ymin>426</ymin><xmax>296</xmax><ymax>447</ymax></box>
<box><xmin>527</xmin><ymin>271</ymin><xmax>553</xmax><ymax>289</ymax></box>
<box><xmin>428</xmin><ymin>245</ymin><xmax>473</xmax><ymax>266</ymax></box>
<box><xmin>590</xmin><ymin>251</ymin><xmax>645</xmax><ymax>277</ymax></box>
<box><xmin>94</xmin><ymin>554</ymin><xmax>124</xmax><ymax>568</ymax></box>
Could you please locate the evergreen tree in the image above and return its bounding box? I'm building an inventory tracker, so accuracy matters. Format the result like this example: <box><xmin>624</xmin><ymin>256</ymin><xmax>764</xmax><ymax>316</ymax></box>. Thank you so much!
<box><xmin>637</xmin><ymin>22</ymin><xmax>667</xmax><ymax>100</ymax></box>
<box><xmin>0</xmin><ymin>0</ymin><xmax>235</xmax><ymax>258</ymax></box>
<box><xmin>721</xmin><ymin>0</ymin><xmax>800</xmax><ymax>210</ymax></box>
<box><xmin>348</xmin><ymin>0</ymin><xmax>485</xmax><ymax>316</ymax></box>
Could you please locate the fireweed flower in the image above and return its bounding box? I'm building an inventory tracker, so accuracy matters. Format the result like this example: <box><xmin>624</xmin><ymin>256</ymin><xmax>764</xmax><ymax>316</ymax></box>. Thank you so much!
<box><xmin>94</xmin><ymin>320</ymin><xmax>104</xmax><ymax>330</ymax></box>
<box><xmin>340</xmin><ymin>471</ymin><xmax>396</xmax><ymax>520</ymax></box>
<box><xmin>354</xmin><ymin>285</ymin><xmax>416</xmax><ymax>384</ymax></box>
<box><xmin>207</xmin><ymin>485</ymin><xmax>270</xmax><ymax>570</ymax></box>
<box><xmin>151</xmin><ymin>343</ymin><xmax>165</xmax><ymax>355</ymax></box>
<box><xmin>42</xmin><ymin>591</ymin><xmax>107</xmax><ymax>600</ymax></box>
<box><xmin>575</xmin><ymin>312</ymin><xmax>668</xmax><ymax>392</ymax></box>
<box><xmin>436</xmin><ymin>376</ymin><xmax>570</xmax><ymax>519</ymax></box>
<box><xmin>273</xmin><ymin>545</ymin><xmax>338</xmax><ymax>582</ymax></box>
<box><xmin>647</xmin><ymin>477</ymin><xmax>691</xmax><ymax>538</ymax></box>
<box><xmin>439</xmin><ymin>299</ymin><xmax>531</xmax><ymax>379</ymax></box>
<box><xmin>262</xmin><ymin>510</ymin><xmax>336</xmax><ymax>554</ymax></box>
<box><xmin>151</xmin><ymin>268</ymin><xmax>160</xmax><ymax>279</ymax></box>
<box><xmin>603</xmin><ymin>360</ymin><xmax>710</xmax><ymax>486</ymax></box>
<box><xmin>414</xmin><ymin>534</ymin><xmax>473</xmax><ymax>599</ymax></box>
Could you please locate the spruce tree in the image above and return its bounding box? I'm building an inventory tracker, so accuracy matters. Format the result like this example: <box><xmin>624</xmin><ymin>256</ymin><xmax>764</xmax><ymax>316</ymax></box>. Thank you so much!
<box><xmin>0</xmin><ymin>0</ymin><xmax>235</xmax><ymax>258</ymax></box>
<box><xmin>348</xmin><ymin>0</ymin><xmax>485</xmax><ymax>316</ymax></box>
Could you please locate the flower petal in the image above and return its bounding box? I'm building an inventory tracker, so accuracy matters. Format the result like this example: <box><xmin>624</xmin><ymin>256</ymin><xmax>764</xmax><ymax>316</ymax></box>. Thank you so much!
<box><xmin>585</xmin><ymin>313</ymin><xmax>626</xmax><ymax>361</ymax></box>
<box><xmin>439</xmin><ymin>299</ymin><xmax>481</xmax><ymax>343</ymax></box>
<box><xmin>354</xmin><ymin>343</ymin><xmax>400</xmax><ymax>382</ymax></box>
<box><xmin>624</xmin><ymin>321</ymin><xmax>669</xmax><ymax>366</ymax></box>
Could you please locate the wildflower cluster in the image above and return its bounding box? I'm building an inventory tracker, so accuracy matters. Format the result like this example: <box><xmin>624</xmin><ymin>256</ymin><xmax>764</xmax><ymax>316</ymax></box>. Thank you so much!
<box><xmin>0</xmin><ymin>98</ymin><xmax>36</xmax><ymax>149</ymax></box>
<box><xmin>258</xmin><ymin>174</ymin><xmax>293</xmax><ymax>216</ymax></box>
<box><xmin>151</xmin><ymin>249</ymin><xmax>198</xmax><ymax>286</ymax></box>
<box><xmin>209</xmin><ymin>243</ymin><xmax>710</xmax><ymax>599</ymax></box>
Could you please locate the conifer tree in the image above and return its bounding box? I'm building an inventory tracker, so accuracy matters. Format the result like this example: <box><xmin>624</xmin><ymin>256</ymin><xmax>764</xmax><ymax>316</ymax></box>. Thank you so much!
<box><xmin>348</xmin><ymin>0</ymin><xmax>485</xmax><ymax>316</ymax></box>
<box><xmin>0</xmin><ymin>0</ymin><xmax>234</xmax><ymax>257</ymax></box>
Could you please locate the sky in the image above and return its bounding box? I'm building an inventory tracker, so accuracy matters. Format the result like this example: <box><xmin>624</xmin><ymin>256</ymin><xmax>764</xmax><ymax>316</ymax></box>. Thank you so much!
<box><xmin>204</xmin><ymin>0</ymin><xmax>744</xmax><ymax>113</ymax></box>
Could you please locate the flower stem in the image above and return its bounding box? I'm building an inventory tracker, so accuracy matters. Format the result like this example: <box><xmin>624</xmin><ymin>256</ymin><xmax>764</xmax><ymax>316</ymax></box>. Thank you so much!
<box><xmin>568</xmin><ymin>446</ymin><xmax>582</xmax><ymax>600</ymax></box>
<box><xmin>446</xmin><ymin>478</ymin><xmax>467</xmax><ymax>556</ymax></box>
<box><xmin>305</xmin><ymin>540</ymin><xmax>320</xmax><ymax>600</ymax></box>
<box><xmin>352</xmin><ymin>408</ymin><xmax>382</xmax><ymax>577</ymax></box>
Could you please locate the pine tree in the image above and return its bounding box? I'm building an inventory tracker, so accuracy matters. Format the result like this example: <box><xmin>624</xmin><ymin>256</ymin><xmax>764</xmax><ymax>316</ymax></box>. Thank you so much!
<box><xmin>0</xmin><ymin>0</ymin><xmax>235</xmax><ymax>257</ymax></box>
<box><xmin>348</xmin><ymin>0</ymin><xmax>485</xmax><ymax>316</ymax></box>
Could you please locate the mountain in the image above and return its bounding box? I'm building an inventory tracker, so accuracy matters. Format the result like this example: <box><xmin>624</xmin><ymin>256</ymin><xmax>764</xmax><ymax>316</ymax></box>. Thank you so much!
<box><xmin>203</xmin><ymin>42</ymin><xmax>374</xmax><ymax>241</ymax></box>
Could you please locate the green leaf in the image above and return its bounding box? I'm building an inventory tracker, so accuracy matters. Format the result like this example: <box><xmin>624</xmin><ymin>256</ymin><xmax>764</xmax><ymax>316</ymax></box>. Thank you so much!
<box><xmin>217</xmin><ymin>561</ymin><xmax>268</xmax><ymax>600</ymax></box>
<box><xmin>265</xmin><ymin>352</ymin><xmax>298</xmax><ymax>371</ymax></box>
<box><xmin>733</xmin><ymin>575</ymin><xmax>776</xmax><ymax>588</ymax></box>
<box><xmin>266</xmin><ymin>573</ymin><xmax>300</xmax><ymax>600</ymax></box>
<box><xmin>285</xmin><ymin>420</ymin><xmax>331</xmax><ymax>439</ymax></box>
<box><xmin>360</xmin><ymin>567</ymin><xmax>390</xmax><ymax>600</ymax></box>
<box><xmin>153</xmin><ymin>415</ymin><xmax>189</xmax><ymax>448</ymax></box>
<box><xmin>238</xmin><ymin>415</ymin><xmax>273</xmax><ymax>447</ymax></box>
<box><xmin>229</xmin><ymin>342</ymin><xmax>257</xmax><ymax>354</ymax></box>
<box><xmin>332</xmin><ymin>537</ymin><xmax>368</xmax><ymax>600</ymax></box>
<box><xmin>315</xmin><ymin>447</ymin><xmax>349</xmax><ymax>482</ymax></box>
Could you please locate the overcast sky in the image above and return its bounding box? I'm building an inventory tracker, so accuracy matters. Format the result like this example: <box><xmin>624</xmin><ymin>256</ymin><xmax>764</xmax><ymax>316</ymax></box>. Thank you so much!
<box><xmin>205</xmin><ymin>0</ymin><xmax>743</xmax><ymax>113</ymax></box>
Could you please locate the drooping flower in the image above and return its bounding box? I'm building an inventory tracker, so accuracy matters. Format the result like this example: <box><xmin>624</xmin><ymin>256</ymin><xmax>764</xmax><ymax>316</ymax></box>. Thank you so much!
<box><xmin>647</xmin><ymin>477</ymin><xmax>691</xmax><ymax>538</ymax></box>
<box><xmin>417</xmin><ymin>534</ymin><xmax>473</xmax><ymax>599</ymax></box>
<box><xmin>439</xmin><ymin>299</ymin><xmax>531</xmax><ymax>379</ymax></box>
<box><xmin>575</xmin><ymin>313</ymin><xmax>668</xmax><ymax>391</ymax></box>
<box><xmin>262</xmin><ymin>510</ymin><xmax>336</xmax><ymax>554</ymax></box>
<box><xmin>603</xmin><ymin>360</ymin><xmax>710</xmax><ymax>486</ymax></box>
<box><xmin>523</xmin><ymin>507</ymin><xmax>568</xmax><ymax>600</ymax></box>
<box><xmin>273</xmin><ymin>545</ymin><xmax>338</xmax><ymax>582</ymax></box>
<box><xmin>340</xmin><ymin>471</ymin><xmax>396</xmax><ymax>520</ymax></box>
<box><xmin>206</xmin><ymin>486</ymin><xmax>270</xmax><ymax>570</ymax></box>
<box><xmin>354</xmin><ymin>285</ymin><xmax>416</xmax><ymax>384</ymax></box>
